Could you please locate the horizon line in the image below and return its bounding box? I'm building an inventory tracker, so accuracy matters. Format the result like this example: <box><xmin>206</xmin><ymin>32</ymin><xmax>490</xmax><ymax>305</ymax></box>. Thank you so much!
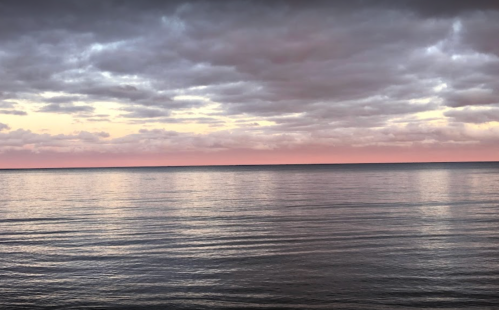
<box><xmin>1</xmin><ymin>160</ymin><xmax>498</xmax><ymax>171</ymax></box>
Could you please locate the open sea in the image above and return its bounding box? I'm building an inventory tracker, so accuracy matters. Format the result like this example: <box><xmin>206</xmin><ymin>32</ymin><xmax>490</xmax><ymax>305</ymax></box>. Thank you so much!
<box><xmin>1</xmin><ymin>162</ymin><xmax>499</xmax><ymax>309</ymax></box>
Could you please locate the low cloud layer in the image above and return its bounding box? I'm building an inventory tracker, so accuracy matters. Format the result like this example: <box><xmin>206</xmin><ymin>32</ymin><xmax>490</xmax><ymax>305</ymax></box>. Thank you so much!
<box><xmin>1</xmin><ymin>0</ymin><xmax>499</xmax><ymax>166</ymax></box>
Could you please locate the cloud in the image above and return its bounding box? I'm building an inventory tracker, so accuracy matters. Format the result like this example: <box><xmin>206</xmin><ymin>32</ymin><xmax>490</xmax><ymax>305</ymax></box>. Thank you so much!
<box><xmin>0</xmin><ymin>101</ymin><xmax>15</xmax><ymax>108</ymax></box>
<box><xmin>125</xmin><ymin>116</ymin><xmax>226</xmax><ymax>126</ymax></box>
<box><xmin>0</xmin><ymin>129</ymin><xmax>110</xmax><ymax>152</ymax></box>
<box><xmin>120</xmin><ymin>106</ymin><xmax>170</xmax><ymax>118</ymax></box>
<box><xmin>1</xmin><ymin>123</ymin><xmax>496</xmax><ymax>156</ymax></box>
<box><xmin>0</xmin><ymin>1</ymin><xmax>453</xmax><ymax>112</ymax></box>
<box><xmin>388</xmin><ymin>0</ymin><xmax>499</xmax><ymax>17</ymax></box>
<box><xmin>0</xmin><ymin>101</ymin><xmax>28</xmax><ymax>115</ymax></box>
<box><xmin>443</xmin><ymin>89</ymin><xmax>499</xmax><ymax>107</ymax></box>
<box><xmin>445</xmin><ymin>107</ymin><xmax>499</xmax><ymax>123</ymax></box>
<box><xmin>38</xmin><ymin>103</ymin><xmax>94</xmax><ymax>114</ymax></box>
<box><xmin>0</xmin><ymin>123</ymin><xmax>9</xmax><ymax>131</ymax></box>
<box><xmin>42</xmin><ymin>95</ymin><xmax>85</xmax><ymax>104</ymax></box>
<box><xmin>0</xmin><ymin>109</ymin><xmax>27</xmax><ymax>115</ymax></box>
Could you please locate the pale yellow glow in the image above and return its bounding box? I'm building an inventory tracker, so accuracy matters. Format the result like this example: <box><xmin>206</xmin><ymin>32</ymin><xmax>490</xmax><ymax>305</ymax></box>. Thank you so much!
<box><xmin>1</xmin><ymin>90</ymin><xmax>284</xmax><ymax>138</ymax></box>
<box><xmin>414</xmin><ymin>109</ymin><xmax>446</xmax><ymax>120</ymax></box>
<box><xmin>384</xmin><ymin>106</ymin><xmax>449</xmax><ymax>129</ymax></box>
<box><xmin>173</xmin><ymin>95</ymin><xmax>210</xmax><ymax>101</ymax></box>
<box><xmin>38</xmin><ymin>91</ymin><xmax>76</xmax><ymax>99</ymax></box>
<box><xmin>409</xmin><ymin>97</ymin><xmax>434</xmax><ymax>104</ymax></box>
<box><xmin>466</xmin><ymin>122</ymin><xmax>499</xmax><ymax>131</ymax></box>
<box><xmin>253</xmin><ymin>120</ymin><xmax>275</xmax><ymax>127</ymax></box>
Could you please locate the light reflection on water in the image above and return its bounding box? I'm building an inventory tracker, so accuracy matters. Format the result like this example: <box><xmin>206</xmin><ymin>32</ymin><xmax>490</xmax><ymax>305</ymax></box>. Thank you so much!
<box><xmin>1</xmin><ymin>163</ymin><xmax>499</xmax><ymax>309</ymax></box>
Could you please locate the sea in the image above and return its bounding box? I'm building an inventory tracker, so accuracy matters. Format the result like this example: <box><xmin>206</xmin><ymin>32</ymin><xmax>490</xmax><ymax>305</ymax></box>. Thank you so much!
<box><xmin>1</xmin><ymin>162</ymin><xmax>499</xmax><ymax>309</ymax></box>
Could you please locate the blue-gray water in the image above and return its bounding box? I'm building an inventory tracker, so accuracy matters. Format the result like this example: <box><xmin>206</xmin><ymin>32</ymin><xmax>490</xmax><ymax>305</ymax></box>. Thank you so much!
<box><xmin>1</xmin><ymin>163</ymin><xmax>499</xmax><ymax>309</ymax></box>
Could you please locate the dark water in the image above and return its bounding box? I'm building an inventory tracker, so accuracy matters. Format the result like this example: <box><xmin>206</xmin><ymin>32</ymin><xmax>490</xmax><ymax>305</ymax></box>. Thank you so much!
<box><xmin>1</xmin><ymin>163</ymin><xmax>499</xmax><ymax>309</ymax></box>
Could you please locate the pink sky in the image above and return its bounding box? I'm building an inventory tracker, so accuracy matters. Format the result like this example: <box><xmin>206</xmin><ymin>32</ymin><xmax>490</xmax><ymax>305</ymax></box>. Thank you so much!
<box><xmin>1</xmin><ymin>144</ymin><xmax>498</xmax><ymax>169</ymax></box>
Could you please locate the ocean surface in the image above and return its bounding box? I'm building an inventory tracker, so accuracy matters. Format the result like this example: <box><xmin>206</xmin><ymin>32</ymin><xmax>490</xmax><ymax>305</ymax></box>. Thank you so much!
<box><xmin>1</xmin><ymin>162</ymin><xmax>499</xmax><ymax>309</ymax></box>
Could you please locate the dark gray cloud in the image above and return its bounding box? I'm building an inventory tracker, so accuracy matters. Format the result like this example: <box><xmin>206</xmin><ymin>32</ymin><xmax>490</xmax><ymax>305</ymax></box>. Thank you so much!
<box><xmin>443</xmin><ymin>89</ymin><xmax>499</xmax><ymax>107</ymax></box>
<box><xmin>38</xmin><ymin>103</ymin><xmax>94</xmax><ymax>114</ymax></box>
<box><xmin>445</xmin><ymin>108</ymin><xmax>499</xmax><ymax>124</ymax></box>
<box><xmin>376</xmin><ymin>0</ymin><xmax>499</xmax><ymax>17</ymax></box>
<box><xmin>0</xmin><ymin>109</ymin><xmax>27</xmax><ymax>115</ymax></box>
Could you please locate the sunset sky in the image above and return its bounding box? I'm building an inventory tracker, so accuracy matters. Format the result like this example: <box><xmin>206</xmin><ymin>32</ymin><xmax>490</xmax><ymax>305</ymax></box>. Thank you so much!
<box><xmin>1</xmin><ymin>0</ymin><xmax>499</xmax><ymax>168</ymax></box>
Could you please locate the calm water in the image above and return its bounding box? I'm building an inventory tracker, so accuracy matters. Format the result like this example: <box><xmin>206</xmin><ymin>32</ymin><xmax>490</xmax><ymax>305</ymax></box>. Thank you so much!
<box><xmin>1</xmin><ymin>163</ymin><xmax>499</xmax><ymax>309</ymax></box>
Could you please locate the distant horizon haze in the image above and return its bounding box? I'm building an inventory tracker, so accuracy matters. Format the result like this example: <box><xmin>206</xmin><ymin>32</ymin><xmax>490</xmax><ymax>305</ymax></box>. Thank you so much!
<box><xmin>1</xmin><ymin>144</ymin><xmax>499</xmax><ymax>169</ymax></box>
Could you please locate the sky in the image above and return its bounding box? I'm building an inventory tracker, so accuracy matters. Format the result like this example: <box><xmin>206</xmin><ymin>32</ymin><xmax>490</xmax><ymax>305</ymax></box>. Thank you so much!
<box><xmin>1</xmin><ymin>0</ymin><xmax>499</xmax><ymax>168</ymax></box>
